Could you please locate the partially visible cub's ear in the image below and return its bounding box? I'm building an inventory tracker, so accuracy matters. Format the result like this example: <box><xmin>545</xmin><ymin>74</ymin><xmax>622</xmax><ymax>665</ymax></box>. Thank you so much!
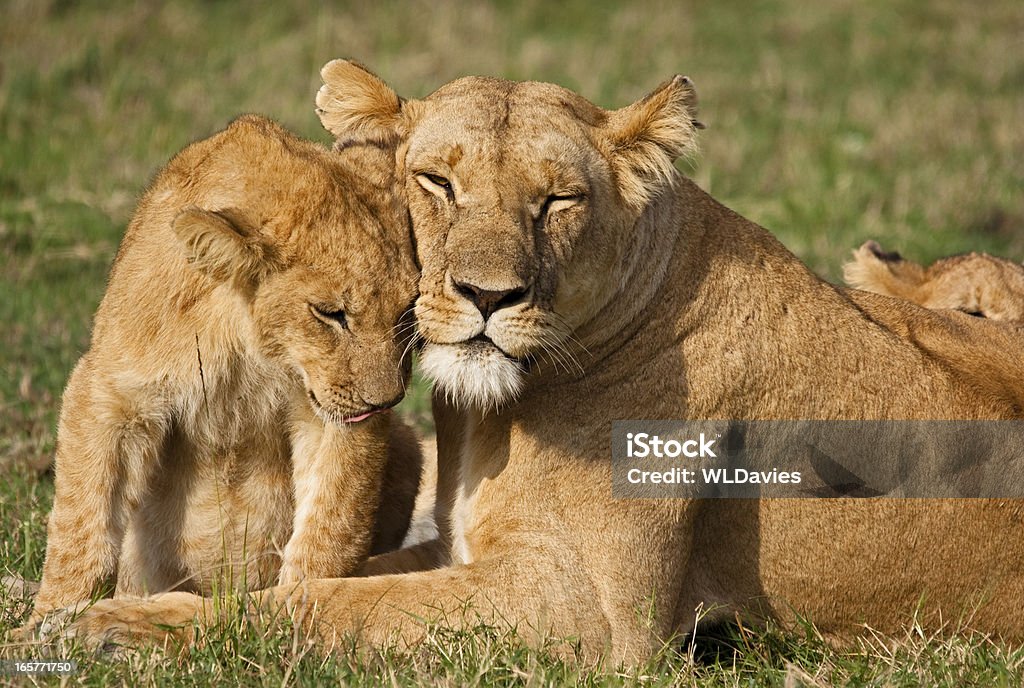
<box><xmin>843</xmin><ymin>240</ymin><xmax>926</xmax><ymax>299</ymax></box>
<box><xmin>316</xmin><ymin>59</ymin><xmax>405</xmax><ymax>143</ymax></box>
<box><xmin>172</xmin><ymin>207</ymin><xmax>274</xmax><ymax>286</ymax></box>
<box><xmin>606</xmin><ymin>75</ymin><xmax>703</xmax><ymax>210</ymax></box>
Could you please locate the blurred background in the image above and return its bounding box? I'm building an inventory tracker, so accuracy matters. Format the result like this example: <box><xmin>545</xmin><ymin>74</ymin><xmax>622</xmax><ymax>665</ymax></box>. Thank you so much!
<box><xmin>2</xmin><ymin>0</ymin><xmax>1022</xmax><ymax>475</ymax></box>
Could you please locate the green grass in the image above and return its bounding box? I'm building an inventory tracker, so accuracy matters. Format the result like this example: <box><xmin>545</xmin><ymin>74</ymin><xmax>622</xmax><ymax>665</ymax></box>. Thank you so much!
<box><xmin>2</xmin><ymin>0</ymin><xmax>1023</xmax><ymax>684</ymax></box>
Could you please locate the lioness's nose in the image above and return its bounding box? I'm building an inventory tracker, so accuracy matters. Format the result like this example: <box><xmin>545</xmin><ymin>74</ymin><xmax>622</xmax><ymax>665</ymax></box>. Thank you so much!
<box><xmin>453</xmin><ymin>280</ymin><xmax>529</xmax><ymax>320</ymax></box>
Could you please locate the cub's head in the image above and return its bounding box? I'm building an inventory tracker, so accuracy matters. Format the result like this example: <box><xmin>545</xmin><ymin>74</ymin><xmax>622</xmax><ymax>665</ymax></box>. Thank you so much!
<box><xmin>316</xmin><ymin>61</ymin><xmax>701</xmax><ymax>409</ymax></box>
<box><xmin>171</xmin><ymin>115</ymin><xmax>418</xmax><ymax>424</ymax></box>
<box><xmin>844</xmin><ymin>240</ymin><xmax>1024</xmax><ymax>321</ymax></box>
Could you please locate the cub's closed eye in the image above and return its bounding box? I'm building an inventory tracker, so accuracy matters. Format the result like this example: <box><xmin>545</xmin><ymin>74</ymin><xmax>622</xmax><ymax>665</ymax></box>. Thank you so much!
<box><xmin>310</xmin><ymin>304</ymin><xmax>348</xmax><ymax>329</ymax></box>
<box><xmin>419</xmin><ymin>173</ymin><xmax>452</xmax><ymax>191</ymax></box>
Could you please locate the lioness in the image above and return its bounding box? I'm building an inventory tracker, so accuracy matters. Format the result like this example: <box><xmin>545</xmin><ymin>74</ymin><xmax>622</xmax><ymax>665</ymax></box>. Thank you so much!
<box><xmin>44</xmin><ymin>65</ymin><xmax>1024</xmax><ymax>664</ymax></box>
<box><xmin>845</xmin><ymin>240</ymin><xmax>1024</xmax><ymax>321</ymax></box>
<box><xmin>30</xmin><ymin>115</ymin><xmax>422</xmax><ymax>620</ymax></box>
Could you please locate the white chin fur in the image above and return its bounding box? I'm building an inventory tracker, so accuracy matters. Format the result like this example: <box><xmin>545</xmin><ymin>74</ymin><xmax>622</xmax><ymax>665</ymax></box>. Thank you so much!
<box><xmin>419</xmin><ymin>341</ymin><xmax>524</xmax><ymax>410</ymax></box>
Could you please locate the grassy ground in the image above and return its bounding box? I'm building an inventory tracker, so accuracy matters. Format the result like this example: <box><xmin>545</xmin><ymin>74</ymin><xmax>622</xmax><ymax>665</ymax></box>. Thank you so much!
<box><xmin>1</xmin><ymin>0</ymin><xmax>1023</xmax><ymax>684</ymax></box>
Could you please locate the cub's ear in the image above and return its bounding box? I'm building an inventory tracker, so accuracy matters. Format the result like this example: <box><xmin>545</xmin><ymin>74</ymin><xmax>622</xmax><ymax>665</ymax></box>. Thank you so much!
<box><xmin>843</xmin><ymin>241</ymin><xmax>925</xmax><ymax>298</ymax></box>
<box><xmin>172</xmin><ymin>207</ymin><xmax>273</xmax><ymax>285</ymax></box>
<box><xmin>605</xmin><ymin>75</ymin><xmax>703</xmax><ymax>210</ymax></box>
<box><xmin>316</xmin><ymin>59</ymin><xmax>405</xmax><ymax>142</ymax></box>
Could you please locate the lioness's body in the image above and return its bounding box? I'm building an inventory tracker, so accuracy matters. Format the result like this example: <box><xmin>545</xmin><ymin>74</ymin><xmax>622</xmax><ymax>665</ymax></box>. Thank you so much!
<box><xmin>33</xmin><ymin>116</ymin><xmax>421</xmax><ymax>619</ymax></box>
<box><xmin>432</xmin><ymin>180</ymin><xmax>1024</xmax><ymax>644</ymax></box>
<box><xmin>52</xmin><ymin>69</ymin><xmax>1024</xmax><ymax>663</ymax></box>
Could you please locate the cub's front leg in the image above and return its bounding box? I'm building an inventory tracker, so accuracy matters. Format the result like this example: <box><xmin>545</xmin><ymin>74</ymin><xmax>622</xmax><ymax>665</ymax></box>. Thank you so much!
<box><xmin>33</xmin><ymin>359</ymin><xmax>167</xmax><ymax>619</ymax></box>
<box><xmin>279</xmin><ymin>410</ymin><xmax>391</xmax><ymax>584</ymax></box>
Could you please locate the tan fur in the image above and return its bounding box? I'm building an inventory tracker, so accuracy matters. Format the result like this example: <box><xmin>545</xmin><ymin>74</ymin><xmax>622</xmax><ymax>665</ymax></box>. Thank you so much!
<box><xmin>46</xmin><ymin>67</ymin><xmax>1024</xmax><ymax>665</ymax></box>
<box><xmin>844</xmin><ymin>240</ymin><xmax>1024</xmax><ymax>321</ymax></box>
<box><xmin>30</xmin><ymin>115</ymin><xmax>422</xmax><ymax>620</ymax></box>
<box><xmin>397</xmin><ymin>436</ymin><xmax>439</xmax><ymax>549</ymax></box>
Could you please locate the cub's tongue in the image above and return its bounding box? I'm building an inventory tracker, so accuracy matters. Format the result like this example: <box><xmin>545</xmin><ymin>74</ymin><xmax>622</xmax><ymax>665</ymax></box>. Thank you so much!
<box><xmin>343</xmin><ymin>408</ymin><xmax>389</xmax><ymax>424</ymax></box>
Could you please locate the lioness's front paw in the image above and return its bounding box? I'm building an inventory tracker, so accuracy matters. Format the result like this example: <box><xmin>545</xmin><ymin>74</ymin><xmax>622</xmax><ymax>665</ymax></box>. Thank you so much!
<box><xmin>34</xmin><ymin>594</ymin><xmax>205</xmax><ymax>649</ymax></box>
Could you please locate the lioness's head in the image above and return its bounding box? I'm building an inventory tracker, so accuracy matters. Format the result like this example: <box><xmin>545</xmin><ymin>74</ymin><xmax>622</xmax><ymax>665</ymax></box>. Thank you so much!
<box><xmin>844</xmin><ymin>240</ymin><xmax>1024</xmax><ymax>321</ymax></box>
<box><xmin>171</xmin><ymin>115</ymin><xmax>418</xmax><ymax>423</ymax></box>
<box><xmin>316</xmin><ymin>61</ymin><xmax>701</xmax><ymax>408</ymax></box>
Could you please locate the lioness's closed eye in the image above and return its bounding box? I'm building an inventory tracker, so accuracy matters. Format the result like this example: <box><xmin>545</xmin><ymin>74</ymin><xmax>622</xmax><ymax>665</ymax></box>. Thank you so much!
<box><xmin>844</xmin><ymin>240</ymin><xmax>1024</xmax><ymax>321</ymax></box>
<box><xmin>30</xmin><ymin>115</ymin><xmax>422</xmax><ymax>620</ymax></box>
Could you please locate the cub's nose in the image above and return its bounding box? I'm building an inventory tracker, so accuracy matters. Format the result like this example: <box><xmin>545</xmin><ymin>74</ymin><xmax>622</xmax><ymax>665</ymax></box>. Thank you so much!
<box><xmin>365</xmin><ymin>394</ymin><xmax>404</xmax><ymax>412</ymax></box>
<box><xmin>453</xmin><ymin>280</ymin><xmax>530</xmax><ymax>320</ymax></box>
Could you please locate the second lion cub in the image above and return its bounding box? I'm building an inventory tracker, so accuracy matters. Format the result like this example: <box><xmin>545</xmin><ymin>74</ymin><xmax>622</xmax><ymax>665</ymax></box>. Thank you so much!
<box><xmin>32</xmin><ymin>115</ymin><xmax>421</xmax><ymax>619</ymax></box>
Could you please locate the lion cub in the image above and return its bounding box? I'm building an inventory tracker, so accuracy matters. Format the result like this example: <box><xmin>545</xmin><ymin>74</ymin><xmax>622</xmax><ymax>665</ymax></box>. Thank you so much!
<box><xmin>844</xmin><ymin>240</ymin><xmax>1024</xmax><ymax>321</ymax></box>
<box><xmin>32</xmin><ymin>115</ymin><xmax>422</xmax><ymax>619</ymax></box>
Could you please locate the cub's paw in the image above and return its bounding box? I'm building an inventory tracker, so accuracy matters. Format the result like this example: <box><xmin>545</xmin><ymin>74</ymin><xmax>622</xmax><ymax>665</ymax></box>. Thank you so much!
<box><xmin>33</xmin><ymin>594</ymin><xmax>207</xmax><ymax>650</ymax></box>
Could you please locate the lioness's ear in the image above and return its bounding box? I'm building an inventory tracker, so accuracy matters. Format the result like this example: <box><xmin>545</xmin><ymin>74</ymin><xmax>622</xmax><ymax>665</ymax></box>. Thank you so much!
<box><xmin>316</xmin><ymin>59</ymin><xmax>404</xmax><ymax>142</ymax></box>
<box><xmin>172</xmin><ymin>207</ymin><xmax>273</xmax><ymax>285</ymax></box>
<box><xmin>606</xmin><ymin>75</ymin><xmax>703</xmax><ymax>209</ymax></box>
